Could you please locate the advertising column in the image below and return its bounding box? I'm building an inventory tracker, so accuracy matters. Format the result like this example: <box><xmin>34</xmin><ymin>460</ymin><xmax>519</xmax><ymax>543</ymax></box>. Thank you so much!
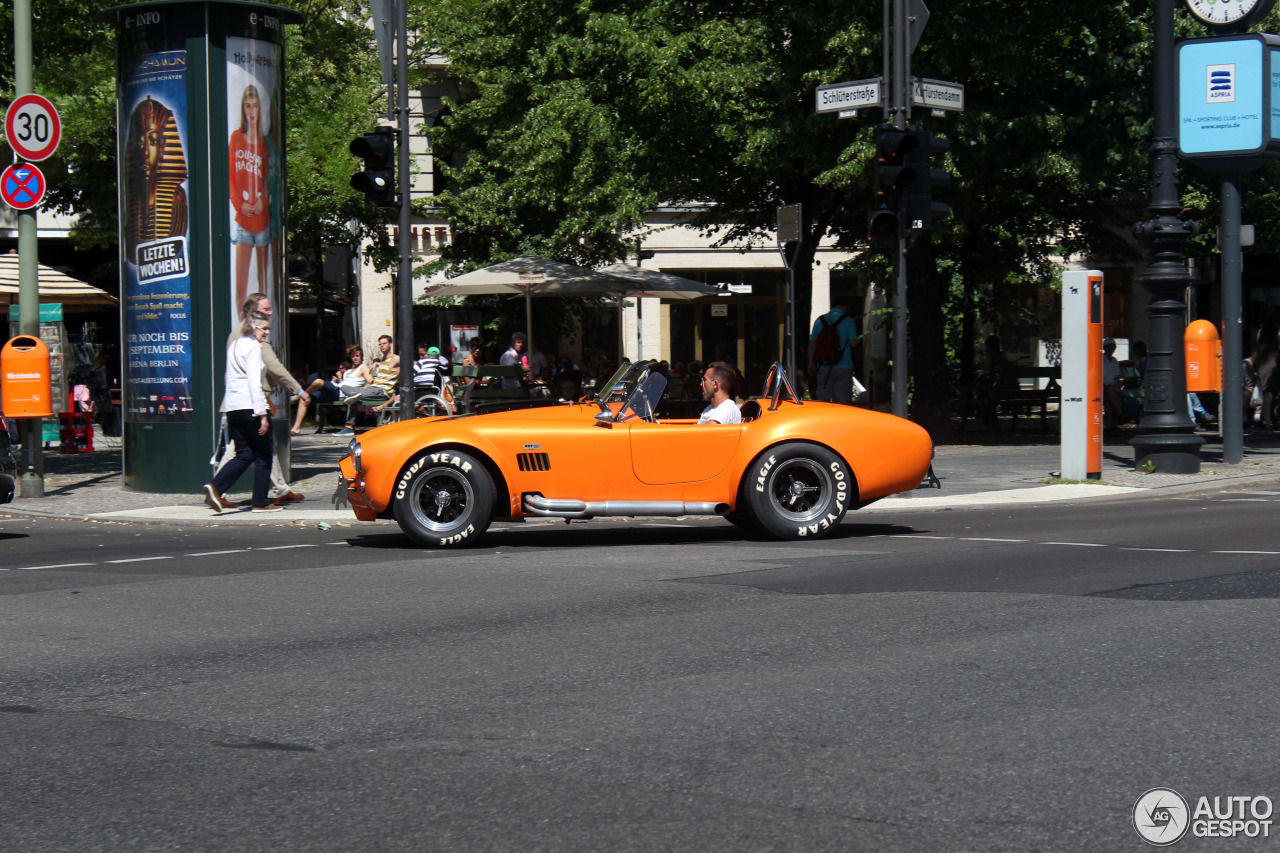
<box><xmin>103</xmin><ymin>2</ymin><xmax>300</xmax><ymax>493</ymax></box>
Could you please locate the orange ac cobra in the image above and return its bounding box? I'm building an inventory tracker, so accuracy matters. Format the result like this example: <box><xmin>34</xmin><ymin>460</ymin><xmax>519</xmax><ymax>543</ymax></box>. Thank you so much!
<box><xmin>337</xmin><ymin>361</ymin><xmax>933</xmax><ymax>547</ymax></box>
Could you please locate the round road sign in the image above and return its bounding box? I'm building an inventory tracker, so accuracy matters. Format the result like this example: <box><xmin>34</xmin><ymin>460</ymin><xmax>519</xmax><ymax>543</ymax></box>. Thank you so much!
<box><xmin>5</xmin><ymin>94</ymin><xmax>62</xmax><ymax>162</ymax></box>
<box><xmin>1</xmin><ymin>163</ymin><xmax>47</xmax><ymax>210</ymax></box>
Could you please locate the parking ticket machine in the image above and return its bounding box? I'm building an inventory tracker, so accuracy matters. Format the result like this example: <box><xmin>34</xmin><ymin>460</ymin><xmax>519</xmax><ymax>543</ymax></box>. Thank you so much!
<box><xmin>1060</xmin><ymin>270</ymin><xmax>1103</xmax><ymax>480</ymax></box>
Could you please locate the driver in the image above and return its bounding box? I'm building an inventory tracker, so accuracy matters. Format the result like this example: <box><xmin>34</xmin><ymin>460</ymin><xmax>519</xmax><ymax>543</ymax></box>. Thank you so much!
<box><xmin>698</xmin><ymin>362</ymin><xmax>742</xmax><ymax>424</ymax></box>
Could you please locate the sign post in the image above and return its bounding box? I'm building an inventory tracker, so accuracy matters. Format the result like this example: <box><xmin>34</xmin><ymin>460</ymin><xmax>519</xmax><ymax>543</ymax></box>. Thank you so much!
<box><xmin>1177</xmin><ymin>33</ymin><xmax>1280</xmax><ymax>464</ymax></box>
<box><xmin>0</xmin><ymin>163</ymin><xmax>46</xmax><ymax>210</ymax></box>
<box><xmin>4</xmin><ymin>93</ymin><xmax>62</xmax><ymax>162</ymax></box>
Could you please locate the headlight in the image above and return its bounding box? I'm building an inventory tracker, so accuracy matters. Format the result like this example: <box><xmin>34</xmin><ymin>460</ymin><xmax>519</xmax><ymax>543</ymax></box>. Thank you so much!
<box><xmin>349</xmin><ymin>439</ymin><xmax>362</xmax><ymax>474</ymax></box>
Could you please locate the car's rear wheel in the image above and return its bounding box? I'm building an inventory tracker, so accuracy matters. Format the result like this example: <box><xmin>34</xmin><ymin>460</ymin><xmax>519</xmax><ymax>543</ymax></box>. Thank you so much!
<box><xmin>392</xmin><ymin>450</ymin><xmax>494</xmax><ymax>547</ymax></box>
<box><xmin>745</xmin><ymin>442</ymin><xmax>852</xmax><ymax>540</ymax></box>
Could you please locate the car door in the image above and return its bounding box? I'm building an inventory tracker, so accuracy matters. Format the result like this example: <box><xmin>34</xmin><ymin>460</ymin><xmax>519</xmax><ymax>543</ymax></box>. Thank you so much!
<box><xmin>628</xmin><ymin>420</ymin><xmax>743</xmax><ymax>485</ymax></box>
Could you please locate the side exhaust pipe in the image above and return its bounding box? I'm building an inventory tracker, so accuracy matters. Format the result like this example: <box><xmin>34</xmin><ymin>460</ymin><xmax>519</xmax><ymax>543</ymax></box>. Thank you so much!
<box><xmin>522</xmin><ymin>493</ymin><xmax>727</xmax><ymax>520</ymax></box>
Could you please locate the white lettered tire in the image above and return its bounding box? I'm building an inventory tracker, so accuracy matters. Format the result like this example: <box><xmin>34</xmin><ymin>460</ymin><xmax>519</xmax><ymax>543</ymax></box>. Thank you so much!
<box><xmin>392</xmin><ymin>449</ymin><xmax>495</xmax><ymax>547</ymax></box>
<box><xmin>745</xmin><ymin>442</ymin><xmax>853</xmax><ymax>540</ymax></box>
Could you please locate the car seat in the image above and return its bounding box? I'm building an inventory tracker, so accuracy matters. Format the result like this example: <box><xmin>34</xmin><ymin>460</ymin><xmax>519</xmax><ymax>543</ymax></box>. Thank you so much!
<box><xmin>739</xmin><ymin>400</ymin><xmax>762</xmax><ymax>422</ymax></box>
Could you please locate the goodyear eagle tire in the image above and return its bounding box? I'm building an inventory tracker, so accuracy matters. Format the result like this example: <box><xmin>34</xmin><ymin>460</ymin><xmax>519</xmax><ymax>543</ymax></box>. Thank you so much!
<box><xmin>392</xmin><ymin>450</ymin><xmax>494</xmax><ymax>547</ymax></box>
<box><xmin>745</xmin><ymin>442</ymin><xmax>853</xmax><ymax>540</ymax></box>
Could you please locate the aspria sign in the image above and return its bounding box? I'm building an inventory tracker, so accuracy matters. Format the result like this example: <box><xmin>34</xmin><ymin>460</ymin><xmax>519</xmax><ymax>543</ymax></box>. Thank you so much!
<box><xmin>1177</xmin><ymin>33</ymin><xmax>1280</xmax><ymax>172</ymax></box>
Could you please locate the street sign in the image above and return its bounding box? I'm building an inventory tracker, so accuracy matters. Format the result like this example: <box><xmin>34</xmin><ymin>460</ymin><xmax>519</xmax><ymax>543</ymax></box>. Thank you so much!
<box><xmin>0</xmin><ymin>162</ymin><xmax>47</xmax><ymax>210</ymax></box>
<box><xmin>907</xmin><ymin>0</ymin><xmax>931</xmax><ymax>55</ymax></box>
<box><xmin>816</xmin><ymin>78</ymin><xmax>882</xmax><ymax>113</ymax></box>
<box><xmin>912</xmin><ymin>78</ymin><xmax>964</xmax><ymax>112</ymax></box>
<box><xmin>4</xmin><ymin>94</ymin><xmax>61</xmax><ymax>162</ymax></box>
<box><xmin>1177</xmin><ymin>33</ymin><xmax>1280</xmax><ymax>172</ymax></box>
<box><xmin>777</xmin><ymin>203</ymin><xmax>801</xmax><ymax>243</ymax></box>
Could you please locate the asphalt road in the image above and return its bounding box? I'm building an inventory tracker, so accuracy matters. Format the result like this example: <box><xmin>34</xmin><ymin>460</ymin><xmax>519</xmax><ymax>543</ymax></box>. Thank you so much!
<box><xmin>3</xmin><ymin>488</ymin><xmax>1280</xmax><ymax>851</ymax></box>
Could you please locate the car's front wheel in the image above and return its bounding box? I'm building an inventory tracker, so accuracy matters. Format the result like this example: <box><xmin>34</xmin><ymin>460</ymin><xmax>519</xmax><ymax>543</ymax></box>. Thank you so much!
<box><xmin>745</xmin><ymin>442</ymin><xmax>853</xmax><ymax>540</ymax></box>
<box><xmin>392</xmin><ymin>450</ymin><xmax>494</xmax><ymax>547</ymax></box>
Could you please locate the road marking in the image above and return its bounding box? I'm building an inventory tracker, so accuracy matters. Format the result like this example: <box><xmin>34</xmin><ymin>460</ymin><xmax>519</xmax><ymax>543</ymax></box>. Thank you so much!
<box><xmin>1042</xmin><ymin>542</ymin><xmax>1108</xmax><ymax>547</ymax></box>
<box><xmin>900</xmin><ymin>535</ymin><xmax>954</xmax><ymax>540</ymax></box>
<box><xmin>962</xmin><ymin>537</ymin><xmax>1027</xmax><ymax>543</ymax></box>
<box><xmin>1212</xmin><ymin>550</ymin><xmax>1280</xmax><ymax>555</ymax></box>
<box><xmin>10</xmin><ymin>562</ymin><xmax>95</xmax><ymax>571</ymax></box>
<box><xmin>2</xmin><ymin>541</ymin><xmax>351</xmax><ymax>572</ymax></box>
<box><xmin>1123</xmin><ymin>547</ymin><xmax>1192</xmax><ymax>553</ymax></box>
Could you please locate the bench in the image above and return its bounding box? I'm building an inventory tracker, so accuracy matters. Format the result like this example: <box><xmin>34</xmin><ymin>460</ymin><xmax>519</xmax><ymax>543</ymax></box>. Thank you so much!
<box><xmin>953</xmin><ymin>365</ymin><xmax>1061</xmax><ymax>431</ymax></box>
<box><xmin>451</xmin><ymin>364</ymin><xmax>528</xmax><ymax>413</ymax></box>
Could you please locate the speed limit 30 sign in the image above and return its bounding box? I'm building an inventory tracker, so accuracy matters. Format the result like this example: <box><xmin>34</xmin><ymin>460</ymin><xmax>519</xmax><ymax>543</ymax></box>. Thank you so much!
<box><xmin>5</xmin><ymin>94</ymin><xmax>61</xmax><ymax>162</ymax></box>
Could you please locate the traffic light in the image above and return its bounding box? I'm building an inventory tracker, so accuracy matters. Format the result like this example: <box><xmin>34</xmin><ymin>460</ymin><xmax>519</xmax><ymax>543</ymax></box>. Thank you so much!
<box><xmin>868</xmin><ymin>125</ymin><xmax>922</xmax><ymax>248</ymax></box>
<box><xmin>903</xmin><ymin>129</ymin><xmax>952</xmax><ymax>233</ymax></box>
<box><xmin>349</xmin><ymin>127</ymin><xmax>397</xmax><ymax>207</ymax></box>
<box><xmin>873</xmin><ymin>125</ymin><xmax>919</xmax><ymax>209</ymax></box>
<box><xmin>868</xmin><ymin>203</ymin><xmax>899</xmax><ymax>249</ymax></box>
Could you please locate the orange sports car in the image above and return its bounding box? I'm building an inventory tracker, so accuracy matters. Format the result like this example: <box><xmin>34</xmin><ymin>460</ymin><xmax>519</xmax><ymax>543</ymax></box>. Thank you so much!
<box><xmin>336</xmin><ymin>361</ymin><xmax>933</xmax><ymax>547</ymax></box>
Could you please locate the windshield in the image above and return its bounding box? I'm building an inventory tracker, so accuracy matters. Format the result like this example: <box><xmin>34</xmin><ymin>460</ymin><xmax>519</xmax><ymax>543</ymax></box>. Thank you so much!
<box><xmin>616</xmin><ymin>372</ymin><xmax>668</xmax><ymax>422</ymax></box>
<box><xmin>591</xmin><ymin>359</ymin><xmax>655</xmax><ymax>411</ymax></box>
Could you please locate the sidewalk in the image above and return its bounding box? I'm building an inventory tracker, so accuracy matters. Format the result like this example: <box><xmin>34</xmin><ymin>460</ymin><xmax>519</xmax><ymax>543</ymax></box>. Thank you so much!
<box><xmin>5</xmin><ymin>426</ymin><xmax>1280</xmax><ymax>526</ymax></box>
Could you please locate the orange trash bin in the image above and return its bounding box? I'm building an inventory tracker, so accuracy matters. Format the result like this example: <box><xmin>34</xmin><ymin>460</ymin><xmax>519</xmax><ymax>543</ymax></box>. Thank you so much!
<box><xmin>1</xmin><ymin>335</ymin><xmax>54</xmax><ymax>417</ymax></box>
<box><xmin>1185</xmin><ymin>320</ymin><xmax>1222</xmax><ymax>394</ymax></box>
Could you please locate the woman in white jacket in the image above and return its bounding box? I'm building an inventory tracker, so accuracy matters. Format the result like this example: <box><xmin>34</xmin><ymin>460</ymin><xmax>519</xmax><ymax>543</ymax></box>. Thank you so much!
<box><xmin>204</xmin><ymin>315</ymin><xmax>280</xmax><ymax>512</ymax></box>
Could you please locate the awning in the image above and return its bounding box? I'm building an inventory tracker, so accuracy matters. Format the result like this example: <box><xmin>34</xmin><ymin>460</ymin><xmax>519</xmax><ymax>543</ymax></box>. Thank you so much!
<box><xmin>0</xmin><ymin>253</ymin><xmax>118</xmax><ymax>307</ymax></box>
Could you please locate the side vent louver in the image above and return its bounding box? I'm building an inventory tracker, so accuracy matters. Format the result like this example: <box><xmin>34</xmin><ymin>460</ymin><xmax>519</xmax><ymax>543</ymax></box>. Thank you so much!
<box><xmin>517</xmin><ymin>452</ymin><xmax>551</xmax><ymax>472</ymax></box>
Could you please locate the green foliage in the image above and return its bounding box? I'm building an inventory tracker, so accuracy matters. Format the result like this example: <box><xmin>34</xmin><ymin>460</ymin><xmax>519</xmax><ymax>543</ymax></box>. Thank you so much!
<box><xmin>0</xmin><ymin>0</ymin><xmax>392</xmax><ymax>271</ymax></box>
<box><xmin>282</xmin><ymin>1</ymin><xmax>394</xmax><ymax>272</ymax></box>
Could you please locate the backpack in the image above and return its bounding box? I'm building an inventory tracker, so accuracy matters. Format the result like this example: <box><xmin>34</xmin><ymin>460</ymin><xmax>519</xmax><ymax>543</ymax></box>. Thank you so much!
<box><xmin>814</xmin><ymin>315</ymin><xmax>845</xmax><ymax>366</ymax></box>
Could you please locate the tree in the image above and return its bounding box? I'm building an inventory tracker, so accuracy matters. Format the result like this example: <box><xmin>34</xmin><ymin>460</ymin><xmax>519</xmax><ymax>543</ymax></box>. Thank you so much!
<box><xmin>0</xmin><ymin>0</ymin><xmax>393</xmax><ymax>291</ymax></box>
<box><xmin>416</xmin><ymin>0</ymin><xmax>1177</xmax><ymax>433</ymax></box>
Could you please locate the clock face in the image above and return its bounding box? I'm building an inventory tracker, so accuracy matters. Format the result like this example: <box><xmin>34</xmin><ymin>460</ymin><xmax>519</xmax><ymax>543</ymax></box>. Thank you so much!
<box><xmin>1187</xmin><ymin>0</ymin><xmax>1269</xmax><ymax>26</ymax></box>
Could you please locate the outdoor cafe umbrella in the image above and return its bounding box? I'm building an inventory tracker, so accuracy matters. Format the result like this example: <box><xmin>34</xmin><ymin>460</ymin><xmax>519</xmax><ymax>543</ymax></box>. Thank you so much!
<box><xmin>0</xmin><ymin>252</ymin><xmax>118</xmax><ymax>307</ymax></box>
<box><xmin>598</xmin><ymin>263</ymin><xmax>717</xmax><ymax>301</ymax></box>
<box><xmin>419</xmin><ymin>256</ymin><xmax>714</xmax><ymax>354</ymax></box>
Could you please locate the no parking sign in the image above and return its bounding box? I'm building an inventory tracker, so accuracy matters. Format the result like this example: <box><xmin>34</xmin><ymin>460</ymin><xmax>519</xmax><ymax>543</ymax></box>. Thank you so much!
<box><xmin>0</xmin><ymin>163</ymin><xmax>47</xmax><ymax>210</ymax></box>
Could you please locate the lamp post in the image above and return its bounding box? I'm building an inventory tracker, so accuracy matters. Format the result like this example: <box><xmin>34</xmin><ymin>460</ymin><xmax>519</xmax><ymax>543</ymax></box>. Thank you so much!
<box><xmin>1130</xmin><ymin>0</ymin><xmax>1203</xmax><ymax>473</ymax></box>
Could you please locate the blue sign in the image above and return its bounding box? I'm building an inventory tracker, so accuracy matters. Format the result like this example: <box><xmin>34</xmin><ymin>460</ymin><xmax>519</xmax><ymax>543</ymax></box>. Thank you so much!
<box><xmin>1178</xmin><ymin>34</ymin><xmax>1280</xmax><ymax>170</ymax></box>
<box><xmin>0</xmin><ymin>163</ymin><xmax>46</xmax><ymax>210</ymax></box>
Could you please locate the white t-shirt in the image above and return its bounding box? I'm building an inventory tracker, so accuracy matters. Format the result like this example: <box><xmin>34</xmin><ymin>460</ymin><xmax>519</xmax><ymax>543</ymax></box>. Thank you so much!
<box><xmin>1103</xmin><ymin>355</ymin><xmax>1120</xmax><ymax>387</ymax></box>
<box><xmin>699</xmin><ymin>398</ymin><xmax>742</xmax><ymax>425</ymax></box>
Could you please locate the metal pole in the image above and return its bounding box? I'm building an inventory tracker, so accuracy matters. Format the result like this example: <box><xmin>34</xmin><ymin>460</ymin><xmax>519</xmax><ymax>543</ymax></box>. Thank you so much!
<box><xmin>1221</xmin><ymin>173</ymin><xmax>1243</xmax><ymax>464</ymax></box>
<box><xmin>1130</xmin><ymin>0</ymin><xmax>1202</xmax><ymax>472</ymax></box>
<box><xmin>882</xmin><ymin>0</ymin><xmax>891</xmax><ymax>124</ymax></box>
<box><xmin>395</xmin><ymin>0</ymin><xmax>415</xmax><ymax>420</ymax></box>
<box><xmin>14</xmin><ymin>0</ymin><xmax>44</xmax><ymax>497</ymax></box>
<box><xmin>890</xmin><ymin>0</ymin><xmax>909</xmax><ymax>417</ymax></box>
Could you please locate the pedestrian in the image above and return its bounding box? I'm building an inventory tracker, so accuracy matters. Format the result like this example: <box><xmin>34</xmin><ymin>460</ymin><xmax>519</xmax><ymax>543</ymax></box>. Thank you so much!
<box><xmin>204</xmin><ymin>316</ymin><xmax>281</xmax><ymax>513</ymax></box>
<box><xmin>293</xmin><ymin>360</ymin><xmax>350</xmax><ymax>433</ymax></box>
<box><xmin>412</xmin><ymin>343</ymin><xmax>448</xmax><ymax>390</ymax></box>
<box><xmin>1102</xmin><ymin>338</ymin><xmax>1123</xmax><ymax>431</ymax></box>
<box><xmin>345</xmin><ymin>334</ymin><xmax>400</xmax><ymax>417</ymax></box>
<box><xmin>807</xmin><ymin>294</ymin><xmax>860</xmax><ymax>404</ymax></box>
<box><xmin>213</xmin><ymin>293</ymin><xmax>307</xmax><ymax>504</ymax></box>
<box><xmin>499</xmin><ymin>332</ymin><xmax>528</xmax><ymax>392</ymax></box>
